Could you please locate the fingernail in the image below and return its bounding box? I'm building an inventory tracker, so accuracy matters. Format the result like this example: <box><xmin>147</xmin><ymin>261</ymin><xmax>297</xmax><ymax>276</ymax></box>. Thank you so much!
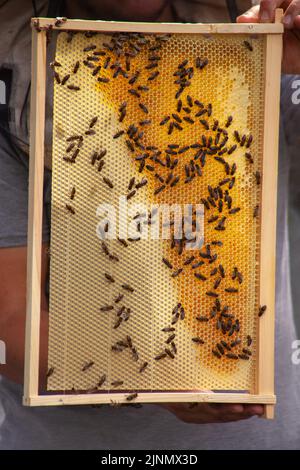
<box><xmin>283</xmin><ymin>14</ymin><xmax>292</xmax><ymax>27</ymax></box>
<box><xmin>260</xmin><ymin>10</ymin><xmax>270</xmax><ymax>21</ymax></box>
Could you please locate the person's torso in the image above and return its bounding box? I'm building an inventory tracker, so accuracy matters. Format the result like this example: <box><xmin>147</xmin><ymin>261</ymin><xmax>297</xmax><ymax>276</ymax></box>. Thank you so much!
<box><xmin>0</xmin><ymin>0</ymin><xmax>48</xmax><ymax>156</ymax></box>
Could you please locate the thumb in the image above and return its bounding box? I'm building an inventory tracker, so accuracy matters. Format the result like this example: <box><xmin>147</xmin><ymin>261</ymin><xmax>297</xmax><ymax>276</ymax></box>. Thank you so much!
<box><xmin>237</xmin><ymin>5</ymin><xmax>260</xmax><ymax>23</ymax></box>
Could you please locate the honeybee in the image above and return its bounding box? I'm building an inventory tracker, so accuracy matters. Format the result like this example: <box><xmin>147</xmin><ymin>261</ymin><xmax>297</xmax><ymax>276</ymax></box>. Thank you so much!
<box><xmin>70</xmin><ymin>187</ymin><xmax>76</xmax><ymax>200</ymax></box>
<box><xmin>65</xmin><ymin>204</ymin><xmax>75</xmax><ymax>214</ymax></box>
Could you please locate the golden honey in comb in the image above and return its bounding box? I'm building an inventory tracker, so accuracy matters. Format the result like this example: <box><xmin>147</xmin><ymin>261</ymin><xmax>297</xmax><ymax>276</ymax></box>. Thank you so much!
<box><xmin>47</xmin><ymin>30</ymin><xmax>264</xmax><ymax>394</ymax></box>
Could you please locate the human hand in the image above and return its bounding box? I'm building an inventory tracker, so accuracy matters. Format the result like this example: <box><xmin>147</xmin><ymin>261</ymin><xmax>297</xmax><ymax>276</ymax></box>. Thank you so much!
<box><xmin>237</xmin><ymin>0</ymin><xmax>300</xmax><ymax>74</ymax></box>
<box><xmin>162</xmin><ymin>402</ymin><xmax>264</xmax><ymax>423</ymax></box>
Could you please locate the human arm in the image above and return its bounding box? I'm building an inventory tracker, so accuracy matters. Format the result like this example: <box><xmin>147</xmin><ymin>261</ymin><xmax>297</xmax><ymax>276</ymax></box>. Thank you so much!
<box><xmin>0</xmin><ymin>132</ymin><xmax>51</xmax><ymax>388</ymax></box>
<box><xmin>0</xmin><ymin>245</ymin><xmax>49</xmax><ymax>387</ymax></box>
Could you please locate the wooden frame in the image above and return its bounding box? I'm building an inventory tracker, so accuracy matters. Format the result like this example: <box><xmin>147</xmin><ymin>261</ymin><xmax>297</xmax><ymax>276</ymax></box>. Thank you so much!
<box><xmin>24</xmin><ymin>14</ymin><xmax>283</xmax><ymax>415</ymax></box>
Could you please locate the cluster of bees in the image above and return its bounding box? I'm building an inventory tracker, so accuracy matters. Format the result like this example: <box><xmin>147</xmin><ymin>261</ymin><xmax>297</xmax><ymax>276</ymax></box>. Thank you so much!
<box><xmin>47</xmin><ymin>25</ymin><xmax>267</xmax><ymax>397</ymax></box>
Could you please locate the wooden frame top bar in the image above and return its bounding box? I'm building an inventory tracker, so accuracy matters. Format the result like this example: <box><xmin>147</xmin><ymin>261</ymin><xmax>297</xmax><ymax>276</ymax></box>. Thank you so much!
<box><xmin>32</xmin><ymin>17</ymin><xmax>284</xmax><ymax>34</ymax></box>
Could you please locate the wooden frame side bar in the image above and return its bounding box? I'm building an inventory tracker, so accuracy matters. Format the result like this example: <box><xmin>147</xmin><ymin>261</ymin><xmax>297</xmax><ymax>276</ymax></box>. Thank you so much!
<box><xmin>23</xmin><ymin>29</ymin><xmax>47</xmax><ymax>402</ymax></box>
<box><xmin>256</xmin><ymin>31</ymin><xmax>283</xmax><ymax>420</ymax></box>
<box><xmin>24</xmin><ymin>392</ymin><xmax>276</xmax><ymax>407</ymax></box>
<box><xmin>32</xmin><ymin>17</ymin><xmax>284</xmax><ymax>34</ymax></box>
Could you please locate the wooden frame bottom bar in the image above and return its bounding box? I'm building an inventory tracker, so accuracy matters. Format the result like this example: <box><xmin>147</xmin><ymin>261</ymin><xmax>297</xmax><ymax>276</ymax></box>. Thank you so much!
<box><xmin>23</xmin><ymin>392</ymin><xmax>276</xmax><ymax>407</ymax></box>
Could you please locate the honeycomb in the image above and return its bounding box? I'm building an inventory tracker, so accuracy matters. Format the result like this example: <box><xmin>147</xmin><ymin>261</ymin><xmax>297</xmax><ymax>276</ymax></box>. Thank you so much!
<box><xmin>47</xmin><ymin>29</ymin><xmax>265</xmax><ymax>397</ymax></box>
